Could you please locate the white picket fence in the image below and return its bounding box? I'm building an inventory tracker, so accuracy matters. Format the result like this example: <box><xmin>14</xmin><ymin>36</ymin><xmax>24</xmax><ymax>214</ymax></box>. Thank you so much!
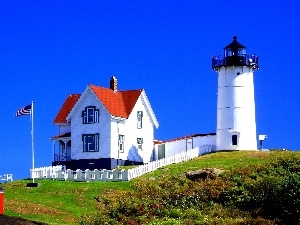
<box><xmin>0</xmin><ymin>174</ymin><xmax>13</xmax><ymax>182</ymax></box>
<box><xmin>30</xmin><ymin>145</ymin><xmax>214</xmax><ymax>182</ymax></box>
<box><xmin>30</xmin><ymin>166</ymin><xmax>128</xmax><ymax>181</ymax></box>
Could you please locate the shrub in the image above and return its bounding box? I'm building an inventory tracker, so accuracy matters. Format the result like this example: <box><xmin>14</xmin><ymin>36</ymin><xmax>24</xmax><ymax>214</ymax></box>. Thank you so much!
<box><xmin>220</xmin><ymin>153</ymin><xmax>300</xmax><ymax>224</ymax></box>
<box><xmin>80</xmin><ymin>152</ymin><xmax>300</xmax><ymax>224</ymax></box>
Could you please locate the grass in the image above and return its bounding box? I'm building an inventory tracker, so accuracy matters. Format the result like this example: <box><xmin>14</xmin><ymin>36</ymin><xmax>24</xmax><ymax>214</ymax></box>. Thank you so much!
<box><xmin>4</xmin><ymin>179</ymin><xmax>132</xmax><ymax>224</ymax></box>
<box><xmin>141</xmin><ymin>150</ymin><xmax>271</xmax><ymax>179</ymax></box>
<box><xmin>1</xmin><ymin>150</ymin><xmax>293</xmax><ymax>224</ymax></box>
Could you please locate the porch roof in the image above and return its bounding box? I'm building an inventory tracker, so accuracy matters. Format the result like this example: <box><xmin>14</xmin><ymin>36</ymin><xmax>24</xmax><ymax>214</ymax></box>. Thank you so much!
<box><xmin>51</xmin><ymin>132</ymin><xmax>71</xmax><ymax>140</ymax></box>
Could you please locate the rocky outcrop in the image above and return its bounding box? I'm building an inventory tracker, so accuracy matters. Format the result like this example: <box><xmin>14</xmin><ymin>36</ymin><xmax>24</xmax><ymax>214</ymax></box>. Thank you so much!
<box><xmin>183</xmin><ymin>168</ymin><xmax>224</xmax><ymax>181</ymax></box>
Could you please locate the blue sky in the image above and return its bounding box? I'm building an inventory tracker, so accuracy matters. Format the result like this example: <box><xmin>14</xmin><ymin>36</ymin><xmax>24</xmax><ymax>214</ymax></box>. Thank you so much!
<box><xmin>1</xmin><ymin>1</ymin><xmax>300</xmax><ymax>180</ymax></box>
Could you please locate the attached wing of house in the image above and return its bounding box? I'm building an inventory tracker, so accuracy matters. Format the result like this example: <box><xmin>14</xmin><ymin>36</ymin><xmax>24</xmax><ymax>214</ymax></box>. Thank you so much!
<box><xmin>52</xmin><ymin>76</ymin><xmax>159</xmax><ymax>170</ymax></box>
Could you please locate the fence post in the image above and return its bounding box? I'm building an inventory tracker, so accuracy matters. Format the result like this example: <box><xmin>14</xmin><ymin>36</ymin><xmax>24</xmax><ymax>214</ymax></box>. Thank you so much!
<box><xmin>85</xmin><ymin>169</ymin><xmax>91</xmax><ymax>181</ymax></box>
<box><xmin>123</xmin><ymin>169</ymin><xmax>129</xmax><ymax>181</ymax></box>
<box><xmin>102</xmin><ymin>169</ymin><xmax>107</xmax><ymax>181</ymax></box>
<box><xmin>94</xmin><ymin>169</ymin><xmax>100</xmax><ymax>180</ymax></box>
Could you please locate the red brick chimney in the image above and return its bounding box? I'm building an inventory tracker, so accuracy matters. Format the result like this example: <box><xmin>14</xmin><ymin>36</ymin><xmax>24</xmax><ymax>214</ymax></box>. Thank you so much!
<box><xmin>110</xmin><ymin>76</ymin><xmax>117</xmax><ymax>92</ymax></box>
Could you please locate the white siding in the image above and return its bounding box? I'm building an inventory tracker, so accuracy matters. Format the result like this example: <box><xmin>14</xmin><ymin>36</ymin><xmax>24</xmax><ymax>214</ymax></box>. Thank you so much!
<box><xmin>110</xmin><ymin>118</ymin><xmax>126</xmax><ymax>159</ymax></box>
<box><xmin>194</xmin><ymin>135</ymin><xmax>216</xmax><ymax>149</ymax></box>
<box><xmin>154</xmin><ymin>135</ymin><xmax>216</xmax><ymax>159</ymax></box>
<box><xmin>216</xmin><ymin>66</ymin><xmax>257</xmax><ymax>150</ymax></box>
<box><xmin>110</xmin><ymin>93</ymin><xmax>155</xmax><ymax>163</ymax></box>
<box><xmin>70</xmin><ymin>91</ymin><xmax>111</xmax><ymax>160</ymax></box>
<box><xmin>58</xmin><ymin>125</ymin><xmax>70</xmax><ymax>134</ymax></box>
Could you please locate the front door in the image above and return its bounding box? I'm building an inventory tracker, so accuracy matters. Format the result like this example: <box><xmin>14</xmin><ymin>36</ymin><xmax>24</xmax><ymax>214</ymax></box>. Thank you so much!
<box><xmin>186</xmin><ymin>138</ymin><xmax>193</xmax><ymax>150</ymax></box>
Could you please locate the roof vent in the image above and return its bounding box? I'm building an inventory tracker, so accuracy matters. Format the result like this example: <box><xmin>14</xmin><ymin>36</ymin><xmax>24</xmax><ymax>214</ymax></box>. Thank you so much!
<box><xmin>110</xmin><ymin>76</ymin><xmax>117</xmax><ymax>92</ymax></box>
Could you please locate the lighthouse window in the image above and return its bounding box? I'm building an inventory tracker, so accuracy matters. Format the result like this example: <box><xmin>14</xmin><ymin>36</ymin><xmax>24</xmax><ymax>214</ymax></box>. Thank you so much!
<box><xmin>232</xmin><ymin>135</ymin><xmax>238</xmax><ymax>146</ymax></box>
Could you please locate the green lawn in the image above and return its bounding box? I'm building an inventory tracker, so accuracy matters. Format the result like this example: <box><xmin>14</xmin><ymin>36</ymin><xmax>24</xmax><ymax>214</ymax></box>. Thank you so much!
<box><xmin>1</xmin><ymin>150</ymin><xmax>289</xmax><ymax>224</ymax></box>
<box><xmin>4</xmin><ymin>179</ymin><xmax>132</xmax><ymax>224</ymax></box>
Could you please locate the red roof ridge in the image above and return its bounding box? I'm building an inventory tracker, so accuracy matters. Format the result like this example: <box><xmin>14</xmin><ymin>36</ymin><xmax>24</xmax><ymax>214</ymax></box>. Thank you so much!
<box><xmin>88</xmin><ymin>84</ymin><xmax>143</xmax><ymax>92</ymax></box>
<box><xmin>89</xmin><ymin>84</ymin><xmax>142</xmax><ymax>118</ymax></box>
<box><xmin>53</xmin><ymin>94</ymin><xmax>81</xmax><ymax>124</ymax></box>
<box><xmin>54</xmin><ymin>84</ymin><xmax>144</xmax><ymax>124</ymax></box>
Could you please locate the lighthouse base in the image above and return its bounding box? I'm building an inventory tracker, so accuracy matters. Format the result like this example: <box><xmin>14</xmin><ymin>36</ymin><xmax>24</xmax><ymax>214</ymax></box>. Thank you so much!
<box><xmin>216</xmin><ymin>130</ymin><xmax>257</xmax><ymax>151</ymax></box>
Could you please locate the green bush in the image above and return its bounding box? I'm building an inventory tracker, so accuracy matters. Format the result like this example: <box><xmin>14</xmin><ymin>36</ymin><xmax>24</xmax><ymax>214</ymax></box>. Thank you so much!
<box><xmin>80</xmin><ymin>152</ymin><xmax>300</xmax><ymax>224</ymax></box>
<box><xmin>220</xmin><ymin>153</ymin><xmax>300</xmax><ymax>224</ymax></box>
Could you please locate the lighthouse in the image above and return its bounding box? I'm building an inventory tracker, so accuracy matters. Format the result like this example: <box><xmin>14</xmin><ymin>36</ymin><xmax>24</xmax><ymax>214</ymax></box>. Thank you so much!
<box><xmin>212</xmin><ymin>36</ymin><xmax>259</xmax><ymax>150</ymax></box>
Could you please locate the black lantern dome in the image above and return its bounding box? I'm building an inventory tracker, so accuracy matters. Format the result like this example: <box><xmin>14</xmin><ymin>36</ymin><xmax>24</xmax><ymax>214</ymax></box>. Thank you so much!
<box><xmin>224</xmin><ymin>36</ymin><xmax>246</xmax><ymax>66</ymax></box>
<box><xmin>212</xmin><ymin>36</ymin><xmax>259</xmax><ymax>70</ymax></box>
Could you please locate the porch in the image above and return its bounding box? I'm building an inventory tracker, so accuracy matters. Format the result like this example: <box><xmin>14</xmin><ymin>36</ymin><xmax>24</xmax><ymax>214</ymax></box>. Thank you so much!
<box><xmin>51</xmin><ymin>132</ymin><xmax>71</xmax><ymax>162</ymax></box>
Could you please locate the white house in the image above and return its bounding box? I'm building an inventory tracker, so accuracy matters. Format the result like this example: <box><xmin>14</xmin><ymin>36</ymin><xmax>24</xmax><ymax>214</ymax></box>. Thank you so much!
<box><xmin>52</xmin><ymin>76</ymin><xmax>159</xmax><ymax>170</ymax></box>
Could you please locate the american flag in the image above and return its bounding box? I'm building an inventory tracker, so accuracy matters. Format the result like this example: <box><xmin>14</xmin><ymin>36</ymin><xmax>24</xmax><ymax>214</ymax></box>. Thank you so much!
<box><xmin>15</xmin><ymin>104</ymin><xmax>32</xmax><ymax>117</ymax></box>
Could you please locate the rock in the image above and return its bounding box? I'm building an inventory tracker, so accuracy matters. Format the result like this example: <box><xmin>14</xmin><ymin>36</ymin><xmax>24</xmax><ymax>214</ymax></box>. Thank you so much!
<box><xmin>94</xmin><ymin>197</ymin><xmax>101</xmax><ymax>202</ymax></box>
<box><xmin>183</xmin><ymin>168</ymin><xmax>224</xmax><ymax>181</ymax></box>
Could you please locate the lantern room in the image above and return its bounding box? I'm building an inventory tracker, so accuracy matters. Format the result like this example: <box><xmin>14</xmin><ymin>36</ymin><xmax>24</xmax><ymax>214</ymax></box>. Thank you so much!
<box><xmin>224</xmin><ymin>36</ymin><xmax>246</xmax><ymax>66</ymax></box>
<box><xmin>212</xmin><ymin>36</ymin><xmax>259</xmax><ymax>70</ymax></box>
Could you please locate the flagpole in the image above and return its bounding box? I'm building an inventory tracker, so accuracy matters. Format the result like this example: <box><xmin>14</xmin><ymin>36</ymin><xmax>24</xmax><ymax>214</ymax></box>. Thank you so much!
<box><xmin>31</xmin><ymin>101</ymin><xmax>35</xmax><ymax>183</ymax></box>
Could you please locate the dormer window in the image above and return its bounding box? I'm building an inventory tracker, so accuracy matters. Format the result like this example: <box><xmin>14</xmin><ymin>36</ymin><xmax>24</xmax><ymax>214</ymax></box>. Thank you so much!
<box><xmin>137</xmin><ymin>111</ymin><xmax>143</xmax><ymax>129</ymax></box>
<box><xmin>82</xmin><ymin>106</ymin><xmax>99</xmax><ymax>124</ymax></box>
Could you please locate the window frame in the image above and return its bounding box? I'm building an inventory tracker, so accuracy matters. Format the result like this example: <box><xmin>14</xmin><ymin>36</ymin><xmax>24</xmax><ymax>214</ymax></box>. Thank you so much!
<box><xmin>118</xmin><ymin>134</ymin><xmax>125</xmax><ymax>153</ymax></box>
<box><xmin>137</xmin><ymin>111</ymin><xmax>143</xmax><ymax>129</ymax></box>
<box><xmin>82</xmin><ymin>106</ymin><xmax>99</xmax><ymax>124</ymax></box>
<box><xmin>82</xmin><ymin>133</ymin><xmax>99</xmax><ymax>152</ymax></box>
<box><xmin>137</xmin><ymin>137</ymin><xmax>143</xmax><ymax>150</ymax></box>
<box><xmin>232</xmin><ymin>134</ymin><xmax>238</xmax><ymax>146</ymax></box>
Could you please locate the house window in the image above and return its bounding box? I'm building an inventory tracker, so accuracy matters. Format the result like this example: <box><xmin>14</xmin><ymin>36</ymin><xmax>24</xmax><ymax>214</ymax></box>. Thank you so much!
<box><xmin>118</xmin><ymin>135</ymin><xmax>125</xmax><ymax>153</ymax></box>
<box><xmin>137</xmin><ymin>138</ymin><xmax>143</xmax><ymax>150</ymax></box>
<box><xmin>232</xmin><ymin>135</ymin><xmax>238</xmax><ymax>146</ymax></box>
<box><xmin>137</xmin><ymin>111</ymin><xmax>143</xmax><ymax>129</ymax></box>
<box><xmin>82</xmin><ymin>134</ymin><xmax>99</xmax><ymax>152</ymax></box>
<box><xmin>82</xmin><ymin>106</ymin><xmax>99</xmax><ymax>124</ymax></box>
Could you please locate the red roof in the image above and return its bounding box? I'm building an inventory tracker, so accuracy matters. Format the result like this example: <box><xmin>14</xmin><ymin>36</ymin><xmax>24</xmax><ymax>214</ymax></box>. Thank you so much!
<box><xmin>89</xmin><ymin>84</ymin><xmax>142</xmax><ymax>118</ymax></box>
<box><xmin>53</xmin><ymin>94</ymin><xmax>81</xmax><ymax>124</ymax></box>
<box><xmin>54</xmin><ymin>85</ymin><xmax>142</xmax><ymax>124</ymax></box>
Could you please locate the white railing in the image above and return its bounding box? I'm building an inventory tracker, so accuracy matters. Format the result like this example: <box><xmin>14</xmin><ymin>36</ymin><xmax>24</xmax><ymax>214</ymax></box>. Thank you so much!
<box><xmin>0</xmin><ymin>174</ymin><xmax>13</xmax><ymax>182</ymax></box>
<box><xmin>30</xmin><ymin>145</ymin><xmax>214</xmax><ymax>182</ymax></box>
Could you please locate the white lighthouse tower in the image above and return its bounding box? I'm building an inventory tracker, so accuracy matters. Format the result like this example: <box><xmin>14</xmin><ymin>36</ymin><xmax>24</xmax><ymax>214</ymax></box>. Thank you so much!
<box><xmin>212</xmin><ymin>36</ymin><xmax>259</xmax><ymax>150</ymax></box>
